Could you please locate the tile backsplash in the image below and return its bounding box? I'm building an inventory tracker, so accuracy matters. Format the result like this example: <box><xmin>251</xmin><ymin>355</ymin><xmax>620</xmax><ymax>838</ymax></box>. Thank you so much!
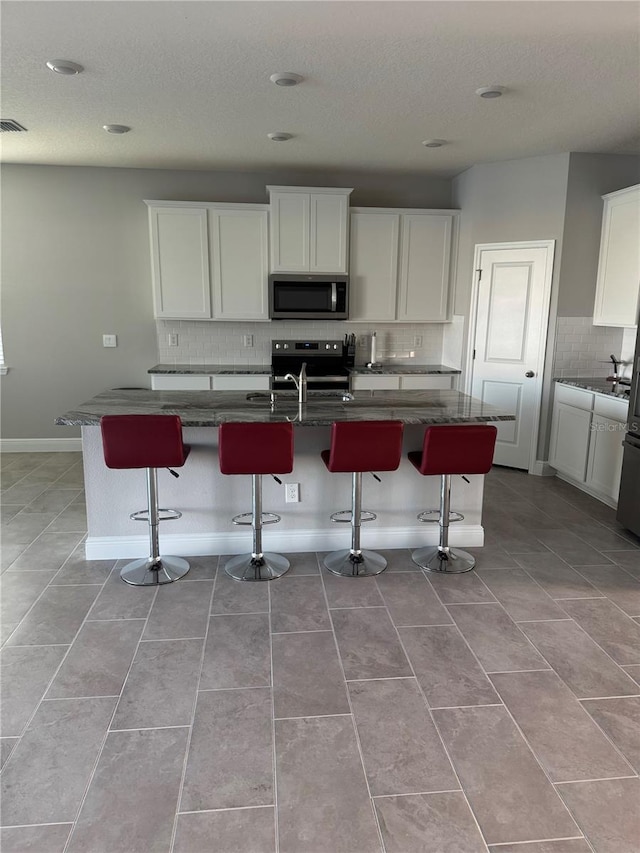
<box><xmin>156</xmin><ymin>320</ymin><xmax>445</xmax><ymax>365</ymax></box>
<box><xmin>553</xmin><ymin>316</ymin><xmax>627</xmax><ymax>378</ymax></box>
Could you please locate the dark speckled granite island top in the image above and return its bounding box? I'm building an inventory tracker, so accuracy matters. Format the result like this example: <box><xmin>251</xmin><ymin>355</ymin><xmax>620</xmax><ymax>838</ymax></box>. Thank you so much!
<box><xmin>56</xmin><ymin>388</ymin><xmax>514</xmax><ymax>427</ymax></box>
<box><xmin>147</xmin><ymin>363</ymin><xmax>461</xmax><ymax>376</ymax></box>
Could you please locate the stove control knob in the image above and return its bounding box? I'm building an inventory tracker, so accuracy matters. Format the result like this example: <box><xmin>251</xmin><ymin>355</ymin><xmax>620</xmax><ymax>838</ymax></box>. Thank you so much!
<box><xmin>333</xmin><ymin>343</ymin><xmax>338</xmax><ymax>350</ymax></box>
<box><xmin>283</xmin><ymin>344</ymin><xmax>289</xmax><ymax>349</ymax></box>
<box><xmin>325</xmin><ymin>343</ymin><xmax>331</xmax><ymax>349</ymax></box>
<box><xmin>275</xmin><ymin>343</ymin><xmax>281</xmax><ymax>350</ymax></box>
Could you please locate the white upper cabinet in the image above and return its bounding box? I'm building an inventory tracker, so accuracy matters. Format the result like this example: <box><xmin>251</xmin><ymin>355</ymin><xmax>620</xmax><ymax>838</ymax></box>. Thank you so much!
<box><xmin>146</xmin><ymin>201</ymin><xmax>269</xmax><ymax>321</ymax></box>
<box><xmin>349</xmin><ymin>208</ymin><xmax>458</xmax><ymax>322</ymax></box>
<box><xmin>267</xmin><ymin>186</ymin><xmax>352</xmax><ymax>273</ymax></box>
<box><xmin>148</xmin><ymin>206</ymin><xmax>211</xmax><ymax>319</ymax></box>
<box><xmin>593</xmin><ymin>184</ymin><xmax>640</xmax><ymax>327</ymax></box>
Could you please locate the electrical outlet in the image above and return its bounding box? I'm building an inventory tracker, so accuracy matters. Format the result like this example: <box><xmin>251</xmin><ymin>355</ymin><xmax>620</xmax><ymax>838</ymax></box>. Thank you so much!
<box><xmin>168</xmin><ymin>333</ymin><xmax>179</xmax><ymax>347</ymax></box>
<box><xmin>102</xmin><ymin>334</ymin><xmax>117</xmax><ymax>348</ymax></box>
<box><xmin>413</xmin><ymin>335</ymin><xmax>423</xmax><ymax>347</ymax></box>
<box><xmin>243</xmin><ymin>335</ymin><xmax>254</xmax><ymax>347</ymax></box>
<box><xmin>285</xmin><ymin>483</ymin><xmax>299</xmax><ymax>503</ymax></box>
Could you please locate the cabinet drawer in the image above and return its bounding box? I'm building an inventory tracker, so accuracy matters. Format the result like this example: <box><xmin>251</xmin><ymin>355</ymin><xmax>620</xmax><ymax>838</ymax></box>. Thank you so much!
<box><xmin>351</xmin><ymin>375</ymin><xmax>401</xmax><ymax>391</ymax></box>
<box><xmin>399</xmin><ymin>375</ymin><xmax>452</xmax><ymax>390</ymax></box>
<box><xmin>212</xmin><ymin>375</ymin><xmax>270</xmax><ymax>391</ymax></box>
<box><xmin>593</xmin><ymin>393</ymin><xmax>629</xmax><ymax>422</ymax></box>
<box><xmin>151</xmin><ymin>375</ymin><xmax>211</xmax><ymax>391</ymax></box>
<box><xmin>554</xmin><ymin>383</ymin><xmax>594</xmax><ymax>411</ymax></box>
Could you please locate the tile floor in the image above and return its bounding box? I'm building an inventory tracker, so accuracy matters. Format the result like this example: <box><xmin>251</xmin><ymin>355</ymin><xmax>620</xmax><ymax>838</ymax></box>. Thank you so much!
<box><xmin>2</xmin><ymin>451</ymin><xmax>640</xmax><ymax>852</ymax></box>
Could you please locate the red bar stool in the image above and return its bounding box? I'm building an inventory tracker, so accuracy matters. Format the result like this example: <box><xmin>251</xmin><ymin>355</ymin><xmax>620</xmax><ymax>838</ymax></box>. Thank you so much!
<box><xmin>409</xmin><ymin>424</ymin><xmax>497</xmax><ymax>573</ymax></box>
<box><xmin>100</xmin><ymin>415</ymin><xmax>191</xmax><ymax>586</ymax></box>
<box><xmin>321</xmin><ymin>420</ymin><xmax>404</xmax><ymax>577</ymax></box>
<box><xmin>219</xmin><ymin>422</ymin><xmax>294</xmax><ymax>582</ymax></box>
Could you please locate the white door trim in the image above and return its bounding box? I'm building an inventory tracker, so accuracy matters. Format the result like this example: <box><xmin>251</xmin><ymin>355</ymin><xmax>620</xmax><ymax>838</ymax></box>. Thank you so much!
<box><xmin>465</xmin><ymin>240</ymin><xmax>555</xmax><ymax>474</ymax></box>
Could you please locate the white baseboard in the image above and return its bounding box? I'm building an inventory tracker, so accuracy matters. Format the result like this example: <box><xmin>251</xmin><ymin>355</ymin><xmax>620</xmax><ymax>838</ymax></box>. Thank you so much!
<box><xmin>85</xmin><ymin>524</ymin><xmax>485</xmax><ymax>560</ymax></box>
<box><xmin>530</xmin><ymin>460</ymin><xmax>558</xmax><ymax>477</ymax></box>
<box><xmin>1</xmin><ymin>438</ymin><xmax>83</xmax><ymax>453</ymax></box>
<box><xmin>555</xmin><ymin>473</ymin><xmax>617</xmax><ymax>509</ymax></box>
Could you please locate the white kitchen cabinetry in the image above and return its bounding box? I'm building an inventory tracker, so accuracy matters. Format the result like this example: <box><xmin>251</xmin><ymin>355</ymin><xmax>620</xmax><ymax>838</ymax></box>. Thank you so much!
<box><xmin>349</xmin><ymin>208</ymin><xmax>458</xmax><ymax>323</ymax></box>
<box><xmin>211</xmin><ymin>375</ymin><xmax>270</xmax><ymax>391</ymax></box>
<box><xmin>146</xmin><ymin>201</ymin><xmax>269</xmax><ymax>321</ymax></box>
<box><xmin>151</xmin><ymin>374</ymin><xmax>270</xmax><ymax>391</ymax></box>
<box><xmin>350</xmin><ymin>374</ymin><xmax>454</xmax><ymax>392</ymax></box>
<box><xmin>593</xmin><ymin>184</ymin><xmax>640</xmax><ymax>327</ymax></box>
<box><xmin>267</xmin><ymin>186</ymin><xmax>353</xmax><ymax>273</ymax></box>
<box><xmin>549</xmin><ymin>382</ymin><xmax>627</xmax><ymax>506</ymax></box>
<box><xmin>151</xmin><ymin>375</ymin><xmax>212</xmax><ymax>390</ymax></box>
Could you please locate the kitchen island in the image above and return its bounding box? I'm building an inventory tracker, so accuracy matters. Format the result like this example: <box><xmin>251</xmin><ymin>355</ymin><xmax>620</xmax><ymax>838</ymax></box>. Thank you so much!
<box><xmin>56</xmin><ymin>388</ymin><xmax>515</xmax><ymax>560</ymax></box>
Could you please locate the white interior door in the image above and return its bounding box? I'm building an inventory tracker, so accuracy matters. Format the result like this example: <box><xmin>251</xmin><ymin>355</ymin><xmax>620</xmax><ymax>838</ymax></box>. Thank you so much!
<box><xmin>469</xmin><ymin>242</ymin><xmax>555</xmax><ymax>470</ymax></box>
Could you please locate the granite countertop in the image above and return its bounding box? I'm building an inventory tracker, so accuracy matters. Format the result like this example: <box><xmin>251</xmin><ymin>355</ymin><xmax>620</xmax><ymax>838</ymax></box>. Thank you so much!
<box><xmin>555</xmin><ymin>377</ymin><xmax>631</xmax><ymax>402</ymax></box>
<box><xmin>148</xmin><ymin>363</ymin><xmax>460</xmax><ymax>376</ymax></box>
<box><xmin>56</xmin><ymin>389</ymin><xmax>515</xmax><ymax>428</ymax></box>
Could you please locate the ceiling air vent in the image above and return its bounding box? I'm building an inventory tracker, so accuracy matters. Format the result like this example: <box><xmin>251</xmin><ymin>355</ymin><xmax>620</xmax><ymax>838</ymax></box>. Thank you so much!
<box><xmin>0</xmin><ymin>120</ymin><xmax>27</xmax><ymax>132</ymax></box>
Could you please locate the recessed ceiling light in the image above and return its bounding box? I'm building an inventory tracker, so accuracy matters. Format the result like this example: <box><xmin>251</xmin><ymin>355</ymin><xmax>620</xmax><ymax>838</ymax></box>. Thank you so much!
<box><xmin>476</xmin><ymin>85</ymin><xmax>507</xmax><ymax>99</ymax></box>
<box><xmin>103</xmin><ymin>124</ymin><xmax>131</xmax><ymax>134</ymax></box>
<box><xmin>46</xmin><ymin>60</ymin><xmax>83</xmax><ymax>75</ymax></box>
<box><xmin>267</xmin><ymin>132</ymin><xmax>293</xmax><ymax>142</ymax></box>
<box><xmin>270</xmin><ymin>72</ymin><xmax>303</xmax><ymax>87</ymax></box>
<box><xmin>422</xmin><ymin>139</ymin><xmax>447</xmax><ymax>148</ymax></box>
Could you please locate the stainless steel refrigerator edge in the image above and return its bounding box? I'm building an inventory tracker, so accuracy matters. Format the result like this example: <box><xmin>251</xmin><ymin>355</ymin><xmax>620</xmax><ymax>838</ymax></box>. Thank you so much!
<box><xmin>616</xmin><ymin>324</ymin><xmax>640</xmax><ymax>535</ymax></box>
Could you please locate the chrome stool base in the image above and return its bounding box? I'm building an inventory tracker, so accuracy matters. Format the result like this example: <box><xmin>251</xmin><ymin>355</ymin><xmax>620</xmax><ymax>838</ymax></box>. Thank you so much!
<box><xmin>324</xmin><ymin>549</ymin><xmax>387</xmax><ymax>578</ymax></box>
<box><xmin>225</xmin><ymin>552</ymin><xmax>290</xmax><ymax>582</ymax></box>
<box><xmin>232</xmin><ymin>511</ymin><xmax>280</xmax><ymax>526</ymax></box>
<box><xmin>417</xmin><ymin>509</ymin><xmax>464</xmax><ymax>523</ymax></box>
<box><xmin>120</xmin><ymin>555</ymin><xmax>190</xmax><ymax>586</ymax></box>
<box><xmin>330</xmin><ymin>509</ymin><xmax>377</xmax><ymax>523</ymax></box>
<box><xmin>412</xmin><ymin>546</ymin><xmax>475</xmax><ymax>574</ymax></box>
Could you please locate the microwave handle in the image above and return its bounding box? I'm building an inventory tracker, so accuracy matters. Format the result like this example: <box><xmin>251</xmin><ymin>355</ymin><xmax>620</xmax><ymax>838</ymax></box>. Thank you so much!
<box><xmin>331</xmin><ymin>282</ymin><xmax>337</xmax><ymax>312</ymax></box>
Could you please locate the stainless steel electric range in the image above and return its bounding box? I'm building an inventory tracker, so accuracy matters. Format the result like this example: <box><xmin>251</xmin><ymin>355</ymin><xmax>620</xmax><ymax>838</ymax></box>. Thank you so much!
<box><xmin>271</xmin><ymin>339</ymin><xmax>352</xmax><ymax>392</ymax></box>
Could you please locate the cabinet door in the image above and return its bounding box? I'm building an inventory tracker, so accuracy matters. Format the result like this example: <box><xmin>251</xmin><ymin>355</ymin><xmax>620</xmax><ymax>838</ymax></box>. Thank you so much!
<box><xmin>209</xmin><ymin>208</ymin><xmax>269</xmax><ymax>320</ymax></box>
<box><xmin>399</xmin><ymin>375</ymin><xmax>452</xmax><ymax>390</ymax></box>
<box><xmin>149</xmin><ymin>207</ymin><xmax>211</xmax><ymax>319</ymax></box>
<box><xmin>586</xmin><ymin>414</ymin><xmax>625</xmax><ymax>500</ymax></box>
<box><xmin>270</xmin><ymin>192</ymin><xmax>309</xmax><ymax>272</ymax></box>
<box><xmin>397</xmin><ymin>215</ymin><xmax>452</xmax><ymax>322</ymax></box>
<box><xmin>310</xmin><ymin>193</ymin><xmax>349</xmax><ymax>273</ymax></box>
<box><xmin>594</xmin><ymin>186</ymin><xmax>640</xmax><ymax>327</ymax></box>
<box><xmin>151</xmin><ymin>375</ymin><xmax>211</xmax><ymax>390</ymax></box>
<box><xmin>349</xmin><ymin>212</ymin><xmax>399</xmax><ymax>321</ymax></box>
<box><xmin>548</xmin><ymin>402</ymin><xmax>592</xmax><ymax>482</ymax></box>
<box><xmin>351</xmin><ymin>375</ymin><xmax>400</xmax><ymax>391</ymax></box>
<box><xmin>212</xmin><ymin>375</ymin><xmax>270</xmax><ymax>391</ymax></box>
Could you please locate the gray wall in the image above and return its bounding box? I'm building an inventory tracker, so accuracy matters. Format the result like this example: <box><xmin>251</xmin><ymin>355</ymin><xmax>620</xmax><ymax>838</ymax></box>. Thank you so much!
<box><xmin>1</xmin><ymin>164</ymin><xmax>452</xmax><ymax>440</ymax></box>
<box><xmin>558</xmin><ymin>153</ymin><xmax>640</xmax><ymax>316</ymax></box>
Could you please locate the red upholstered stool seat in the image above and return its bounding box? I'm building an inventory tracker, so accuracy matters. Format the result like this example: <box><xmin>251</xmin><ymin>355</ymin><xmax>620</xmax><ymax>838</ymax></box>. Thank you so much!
<box><xmin>219</xmin><ymin>422</ymin><xmax>294</xmax><ymax>582</ymax></box>
<box><xmin>100</xmin><ymin>415</ymin><xmax>191</xmax><ymax>586</ymax></box>
<box><xmin>321</xmin><ymin>420</ymin><xmax>404</xmax><ymax>577</ymax></box>
<box><xmin>409</xmin><ymin>424</ymin><xmax>497</xmax><ymax>573</ymax></box>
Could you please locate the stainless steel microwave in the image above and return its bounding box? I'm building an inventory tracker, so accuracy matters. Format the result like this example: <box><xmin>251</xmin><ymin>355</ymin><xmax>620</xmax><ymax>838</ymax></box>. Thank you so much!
<box><xmin>268</xmin><ymin>274</ymin><xmax>349</xmax><ymax>320</ymax></box>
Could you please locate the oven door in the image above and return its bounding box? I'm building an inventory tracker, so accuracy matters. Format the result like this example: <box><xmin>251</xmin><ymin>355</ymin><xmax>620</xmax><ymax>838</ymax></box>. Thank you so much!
<box><xmin>272</xmin><ymin>374</ymin><xmax>350</xmax><ymax>392</ymax></box>
<box><xmin>616</xmin><ymin>434</ymin><xmax>640</xmax><ymax>535</ymax></box>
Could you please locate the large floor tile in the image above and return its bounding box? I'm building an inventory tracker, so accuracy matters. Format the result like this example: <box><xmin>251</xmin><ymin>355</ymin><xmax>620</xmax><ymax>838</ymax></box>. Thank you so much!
<box><xmin>433</xmin><ymin>705</ymin><xmax>579</xmax><ymax>845</ymax></box>
<box><xmin>331</xmin><ymin>607</ymin><xmax>412</xmax><ymax>679</ymax></box>
<box><xmin>488</xmin><ymin>841</ymin><xmax>591</xmax><ymax>852</ymax></box>
<box><xmin>87</xmin><ymin>567</ymin><xmax>157</xmax><ymax>620</ymax></box>
<box><xmin>574</xmin><ymin>564</ymin><xmax>640</xmax><ymax>617</ymax></box>
<box><xmin>513</xmin><ymin>552</ymin><xmax>602</xmax><ymax>599</ymax></box>
<box><xmin>0</xmin><ymin>738</ymin><xmax>18</xmax><ymax>769</ymax></box>
<box><xmin>0</xmin><ymin>570</ymin><xmax>58</xmax><ymax>625</ymax></box>
<box><xmin>173</xmin><ymin>807</ymin><xmax>276</xmax><ymax>853</ymax></box>
<box><xmin>270</xmin><ymin>575</ymin><xmax>330</xmax><ymax>632</ymax></box>
<box><xmin>478</xmin><ymin>568</ymin><xmax>568</xmax><ymax>621</ymax></box>
<box><xmin>5</xmin><ymin>585</ymin><xmax>101</xmax><ymax>646</ymax></box>
<box><xmin>581</xmin><ymin>696</ymin><xmax>640</xmax><ymax>773</ymax></box>
<box><xmin>0</xmin><ymin>697</ymin><xmax>116</xmax><ymax>826</ymax></box>
<box><xmin>621</xmin><ymin>663</ymin><xmax>640</xmax><ymax>685</ymax></box>
<box><xmin>349</xmin><ymin>678</ymin><xmax>457</xmax><ymax>795</ymax></box>
<box><xmin>489</xmin><ymin>670</ymin><xmax>633</xmax><ymax>782</ymax></box>
<box><xmin>212</xmin><ymin>561</ymin><xmax>269</xmax><ymax>613</ymax></box>
<box><xmin>374</xmin><ymin>548</ymin><xmax>421</xmax><ymax>572</ymax></box>
<box><xmin>520</xmin><ymin>619</ymin><xmax>639</xmax><ymax>698</ymax></box>
<box><xmin>272</xmin><ymin>631</ymin><xmax>348</xmax><ymax>718</ymax></box>
<box><xmin>2</xmin><ymin>513</ymin><xmax>58</xmax><ymax>546</ymax></box>
<box><xmin>200</xmin><ymin>613</ymin><xmax>271</xmax><ymax>689</ymax></box>
<box><xmin>66</xmin><ymin>727</ymin><xmax>188</xmax><ymax>853</ymax></box>
<box><xmin>177</xmin><ymin>553</ymin><xmax>218</xmax><ymax>580</ymax></box>
<box><xmin>277</xmin><ymin>551</ymin><xmax>320</xmax><ymax>575</ymax></box>
<box><xmin>601</xmin><ymin>549</ymin><xmax>640</xmax><ymax>578</ymax></box>
<box><xmin>8</xmin><ymin>531</ymin><xmax>85</xmax><ymax>571</ymax></box>
<box><xmin>45</xmin><ymin>503</ymin><xmax>87</xmax><ymax>532</ymax></box>
<box><xmin>181</xmin><ymin>688</ymin><xmax>273</xmax><ymax>811</ymax></box>
<box><xmin>375</xmin><ymin>571</ymin><xmax>452</xmax><ymax>626</ymax></box>
<box><xmin>1</xmin><ymin>644</ymin><xmax>68</xmax><ymax>736</ymax></box>
<box><xmin>46</xmin><ymin>619</ymin><xmax>144</xmax><ymax>699</ymax></box>
<box><xmin>0</xmin><ymin>824</ymin><xmax>72</xmax><ymax>853</ymax></box>
<box><xmin>534</xmin><ymin>530</ymin><xmax>614</xmax><ymax>566</ymax></box>
<box><xmin>275</xmin><ymin>715</ymin><xmax>382</xmax><ymax>853</ymax></box>
<box><xmin>560</xmin><ymin>597</ymin><xmax>640</xmax><ymax>664</ymax></box>
<box><xmin>447</xmin><ymin>603</ymin><xmax>549</xmax><ymax>672</ymax></box>
<box><xmin>374</xmin><ymin>792</ymin><xmax>487</xmax><ymax>853</ymax></box>
<box><xmin>321</xmin><ymin>569</ymin><xmax>385</xmax><ymax>607</ymax></box>
<box><xmin>111</xmin><ymin>638</ymin><xmax>203</xmax><ymax>729</ymax></box>
<box><xmin>425</xmin><ymin>568</ymin><xmax>497</xmax><ymax>604</ymax></box>
<box><xmin>143</xmin><ymin>579</ymin><xmax>213</xmax><ymax>639</ymax></box>
<box><xmin>20</xmin><ymin>487</ymin><xmax>80</xmax><ymax>514</ymax></box>
<box><xmin>51</xmin><ymin>552</ymin><xmax>114</xmax><ymax>585</ymax></box>
<box><xmin>555</xmin><ymin>777</ymin><xmax>640</xmax><ymax>853</ymax></box>
<box><xmin>399</xmin><ymin>625</ymin><xmax>499</xmax><ymax>708</ymax></box>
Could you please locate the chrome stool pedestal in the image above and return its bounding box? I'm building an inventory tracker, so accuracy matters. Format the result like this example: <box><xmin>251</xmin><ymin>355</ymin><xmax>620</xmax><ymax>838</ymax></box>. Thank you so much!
<box><xmin>324</xmin><ymin>472</ymin><xmax>387</xmax><ymax>578</ymax></box>
<box><xmin>412</xmin><ymin>474</ymin><xmax>475</xmax><ymax>574</ymax></box>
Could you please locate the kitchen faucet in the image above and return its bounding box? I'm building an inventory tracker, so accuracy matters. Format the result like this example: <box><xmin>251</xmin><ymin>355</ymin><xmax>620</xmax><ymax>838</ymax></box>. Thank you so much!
<box><xmin>284</xmin><ymin>362</ymin><xmax>307</xmax><ymax>404</ymax></box>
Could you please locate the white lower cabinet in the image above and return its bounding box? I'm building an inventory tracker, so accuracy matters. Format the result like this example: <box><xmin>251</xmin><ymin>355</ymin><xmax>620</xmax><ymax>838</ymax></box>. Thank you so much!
<box><xmin>151</xmin><ymin>374</ymin><xmax>270</xmax><ymax>391</ymax></box>
<box><xmin>350</xmin><ymin>374</ymin><xmax>454</xmax><ymax>392</ymax></box>
<box><xmin>351</xmin><ymin>375</ymin><xmax>400</xmax><ymax>391</ymax></box>
<box><xmin>399</xmin><ymin>375</ymin><xmax>453</xmax><ymax>390</ymax></box>
<box><xmin>549</xmin><ymin>382</ymin><xmax>627</xmax><ymax>506</ymax></box>
<box><xmin>151</xmin><ymin>375</ymin><xmax>212</xmax><ymax>391</ymax></box>
<box><xmin>211</xmin><ymin>375</ymin><xmax>270</xmax><ymax>391</ymax></box>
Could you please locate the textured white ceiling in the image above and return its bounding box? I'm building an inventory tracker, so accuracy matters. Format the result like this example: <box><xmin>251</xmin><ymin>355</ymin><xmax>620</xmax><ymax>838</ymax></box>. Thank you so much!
<box><xmin>1</xmin><ymin>0</ymin><xmax>639</xmax><ymax>176</ymax></box>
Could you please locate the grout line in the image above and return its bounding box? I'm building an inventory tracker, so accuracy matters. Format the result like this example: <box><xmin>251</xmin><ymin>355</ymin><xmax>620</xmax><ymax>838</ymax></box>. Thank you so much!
<box><xmin>372</xmin><ymin>789</ymin><xmax>462</xmax><ymax>799</ymax></box>
<box><xmin>197</xmin><ymin>684</ymin><xmax>271</xmax><ymax>692</ymax></box>
<box><xmin>488</xmin><ymin>836</ymin><xmax>587</xmax><ymax>847</ymax></box>
<box><xmin>44</xmin><ymin>695</ymin><xmax>120</xmax><ymax>701</ymax></box>
<box><xmin>580</xmin><ymin>693</ymin><xmax>640</xmax><ymax>701</ymax></box>
<box><xmin>0</xmin><ymin>822</ymin><xmax>75</xmax><ymax>829</ymax></box>
<box><xmin>274</xmin><ymin>713</ymin><xmax>353</xmax><ymax>721</ymax></box>
<box><xmin>484</xmin><ymin>669</ymin><xmax>551</xmax><ymax>675</ymax></box>
<box><xmin>553</xmin><ymin>774</ymin><xmax>638</xmax><ymax>785</ymax></box>
<box><xmin>108</xmin><ymin>724</ymin><xmax>191</xmax><ymax>732</ymax></box>
<box><xmin>177</xmin><ymin>805</ymin><xmax>275</xmax><ymax>815</ymax></box>
<box><xmin>267</xmin><ymin>574</ymin><xmax>280</xmax><ymax>853</ymax></box>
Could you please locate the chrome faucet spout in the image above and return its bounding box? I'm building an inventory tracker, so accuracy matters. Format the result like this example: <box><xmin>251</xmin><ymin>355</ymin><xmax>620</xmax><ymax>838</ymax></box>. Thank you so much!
<box><xmin>284</xmin><ymin>362</ymin><xmax>308</xmax><ymax>404</ymax></box>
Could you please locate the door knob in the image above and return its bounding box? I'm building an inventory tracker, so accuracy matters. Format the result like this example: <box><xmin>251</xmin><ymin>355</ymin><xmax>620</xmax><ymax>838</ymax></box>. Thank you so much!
<box><xmin>525</xmin><ymin>371</ymin><xmax>535</xmax><ymax>378</ymax></box>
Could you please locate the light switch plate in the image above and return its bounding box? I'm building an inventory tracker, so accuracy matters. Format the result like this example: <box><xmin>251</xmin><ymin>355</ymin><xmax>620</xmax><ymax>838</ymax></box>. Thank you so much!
<box><xmin>102</xmin><ymin>334</ymin><xmax>117</xmax><ymax>348</ymax></box>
